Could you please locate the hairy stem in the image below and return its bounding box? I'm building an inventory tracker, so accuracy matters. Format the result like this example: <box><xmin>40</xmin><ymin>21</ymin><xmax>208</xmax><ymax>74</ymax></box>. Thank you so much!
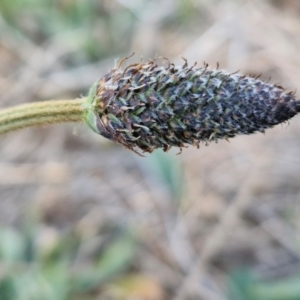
<box><xmin>0</xmin><ymin>98</ymin><xmax>85</xmax><ymax>135</ymax></box>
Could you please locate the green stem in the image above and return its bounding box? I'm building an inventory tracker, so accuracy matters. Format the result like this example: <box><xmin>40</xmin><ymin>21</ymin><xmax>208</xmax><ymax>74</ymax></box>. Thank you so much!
<box><xmin>0</xmin><ymin>98</ymin><xmax>85</xmax><ymax>135</ymax></box>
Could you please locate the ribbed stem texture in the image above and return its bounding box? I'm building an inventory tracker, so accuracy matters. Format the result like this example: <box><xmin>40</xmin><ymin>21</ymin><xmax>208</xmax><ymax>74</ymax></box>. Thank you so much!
<box><xmin>86</xmin><ymin>59</ymin><xmax>300</xmax><ymax>154</ymax></box>
<box><xmin>0</xmin><ymin>99</ymin><xmax>84</xmax><ymax>135</ymax></box>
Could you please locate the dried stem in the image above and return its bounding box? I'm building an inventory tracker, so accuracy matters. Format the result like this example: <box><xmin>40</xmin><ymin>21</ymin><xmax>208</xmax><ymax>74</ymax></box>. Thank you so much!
<box><xmin>0</xmin><ymin>98</ymin><xmax>85</xmax><ymax>135</ymax></box>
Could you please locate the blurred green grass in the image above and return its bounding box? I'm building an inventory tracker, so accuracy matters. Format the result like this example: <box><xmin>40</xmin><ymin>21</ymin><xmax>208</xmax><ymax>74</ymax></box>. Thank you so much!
<box><xmin>0</xmin><ymin>0</ymin><xmax>134</xmax><ymax>61</ymax></box>
<box><xmin>0</xmin><ymin>223</ymin><xmax>137</xmax><ymax>300</ymax></box>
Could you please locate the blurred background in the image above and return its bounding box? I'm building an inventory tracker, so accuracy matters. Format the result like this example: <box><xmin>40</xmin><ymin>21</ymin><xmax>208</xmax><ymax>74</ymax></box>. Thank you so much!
<box><xmin>1</xmin><ymin>0</ymin><xmax>300</xmax><ymax>299</ymax></box>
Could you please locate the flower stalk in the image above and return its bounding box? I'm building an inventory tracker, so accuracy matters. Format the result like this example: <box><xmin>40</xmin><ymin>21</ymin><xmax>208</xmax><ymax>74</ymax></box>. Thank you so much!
<box><xmin>0</xmin><ymin>99</ymin><xmax>85</xmax><ymax>135</ymax></box>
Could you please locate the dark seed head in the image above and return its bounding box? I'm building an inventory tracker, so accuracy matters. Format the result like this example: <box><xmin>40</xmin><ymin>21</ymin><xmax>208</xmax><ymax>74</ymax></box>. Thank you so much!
<box><xmin>84</xmin><ymin>58</ymin><xmax>300</xmax><ymax>155</ymax></box>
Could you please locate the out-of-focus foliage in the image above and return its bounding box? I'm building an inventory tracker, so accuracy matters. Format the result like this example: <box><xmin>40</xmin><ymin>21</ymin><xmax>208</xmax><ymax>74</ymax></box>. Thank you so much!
<box><xmin>0</xmin><ymin>224</ymin><xmax>136</xmax><ymax>300</ymax></box>
<box><xmin>0</xmin><ymin>0</ymin><xmax>134</xmax><ymax>60</ymax></box>
<box><xmin>2</xmin><ymin>0</ymin><xmax>300</xmax><ymax>299</ymax></box>
<box><xmin>144</xmin><ymin>149</ymin><xmax>184</xmax><ymax>201</ymax></box>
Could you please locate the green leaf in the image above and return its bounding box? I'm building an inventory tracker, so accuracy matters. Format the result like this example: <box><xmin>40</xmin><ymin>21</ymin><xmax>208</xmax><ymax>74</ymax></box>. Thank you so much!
<box><xmin>72</xmin><ymin>231</ymin><xmax>136</xmax><ymax>292</ymax></box>
<box><xmin>0</xmin><ymin>228</ymin><xmax>25</xmax><ymax>262</ymax></box>
<box><xmin>144</xmin><ymin>149</ymin><xmax>184</xmax><ymax>201</ymax></box>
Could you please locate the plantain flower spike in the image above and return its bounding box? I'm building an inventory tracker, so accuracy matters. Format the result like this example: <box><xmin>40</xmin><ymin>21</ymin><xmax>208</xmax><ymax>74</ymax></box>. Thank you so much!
<box><xmin>84</xmin><ymin>56</ymin><xmax>300</xmax><ymax>155</ymax></box>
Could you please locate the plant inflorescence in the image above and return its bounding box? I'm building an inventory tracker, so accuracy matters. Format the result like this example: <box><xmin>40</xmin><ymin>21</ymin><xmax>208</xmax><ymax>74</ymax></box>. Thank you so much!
<box><xmin>1</xmin><ymin>57</ymin><xmax>300</xmax><ymax>155</ymax></box>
